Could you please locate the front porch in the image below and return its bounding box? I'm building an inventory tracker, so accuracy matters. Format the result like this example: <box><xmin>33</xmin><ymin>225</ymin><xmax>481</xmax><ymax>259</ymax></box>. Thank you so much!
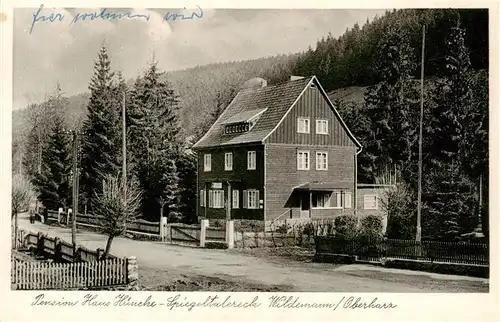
<box><xmin>287</xmin><ymin>182</ymin><xmax>354</xmax><ymax>219</ymax></box>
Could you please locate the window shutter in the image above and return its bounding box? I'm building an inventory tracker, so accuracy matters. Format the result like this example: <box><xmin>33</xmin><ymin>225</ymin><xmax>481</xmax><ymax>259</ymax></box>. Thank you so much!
<box><xmin>256</xmin><ymin>190</ymin><xmax>260</xmax><ymax>206</ymax></box>
<box><xmin>344</xmin><ymin>192</ymin><xmax>352</xmax><ymax>209</ymax></box>
<box><xmin>243</xmin><ymin>190</ymin><xmax>248</xmax><ymax>209</ymax></box>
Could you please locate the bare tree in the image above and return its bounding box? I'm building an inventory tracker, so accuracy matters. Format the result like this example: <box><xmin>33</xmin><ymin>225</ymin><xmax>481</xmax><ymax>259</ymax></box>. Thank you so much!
<box><xmin>12</xmin><ymin>174</ymin><xmax>37</xmax><ymax>248</ymax></box>
<box><xmin>92</xmin><ymin>174</ymin><xmax>142</xmax><ymax>258</ymax></box>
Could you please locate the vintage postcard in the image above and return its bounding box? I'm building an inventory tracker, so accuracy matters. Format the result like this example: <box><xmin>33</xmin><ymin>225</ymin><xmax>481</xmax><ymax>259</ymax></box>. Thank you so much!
<box><xmin>1</xmin><ymin>1</ymin><xmax>498</xmax><ymax>321</ymax></box>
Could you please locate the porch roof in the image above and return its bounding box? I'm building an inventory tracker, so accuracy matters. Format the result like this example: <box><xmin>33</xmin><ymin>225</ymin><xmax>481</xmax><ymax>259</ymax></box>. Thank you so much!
<box><xmin>293</xmin><ymin>182</ymin><xmax>353</xmax><ymax>191</ymax></box>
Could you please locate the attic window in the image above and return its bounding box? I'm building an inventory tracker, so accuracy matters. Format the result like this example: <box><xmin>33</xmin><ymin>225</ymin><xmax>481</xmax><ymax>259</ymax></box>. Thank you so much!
<box><xmin>222</xmin><ymin>108</ymin><xmax>267</xmax><ymax>135</ymax></box>
<box><xmin>225</xmin><ymin>122</ymin><xmax>250</xmax><ymax>134</ymax></box>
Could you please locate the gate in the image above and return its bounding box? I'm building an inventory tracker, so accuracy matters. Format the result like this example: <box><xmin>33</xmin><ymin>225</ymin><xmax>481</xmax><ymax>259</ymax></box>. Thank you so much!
<box><xmin>164</xmin><ymin>222</ymin><xmax>228</xmax><ymax>247</ymax></box>
<box><xmin>169</xmin><ymin>223</ymin><xmax>201</xmax><ymax>246</ymax></box>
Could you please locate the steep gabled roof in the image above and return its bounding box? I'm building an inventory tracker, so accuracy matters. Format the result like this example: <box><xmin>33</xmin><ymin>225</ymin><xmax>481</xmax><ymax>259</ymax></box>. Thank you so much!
<box><xmin>193</xmin><ymin>76</ymin><xmax>362</xmax><ymax>150</ymax></box>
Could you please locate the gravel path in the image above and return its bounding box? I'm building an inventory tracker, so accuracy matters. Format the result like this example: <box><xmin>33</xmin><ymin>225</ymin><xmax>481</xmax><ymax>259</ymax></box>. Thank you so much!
<box><xmin>17</xmin><ymin>215</ymin><xmax>488</xmax><ymax>292</ymax></box>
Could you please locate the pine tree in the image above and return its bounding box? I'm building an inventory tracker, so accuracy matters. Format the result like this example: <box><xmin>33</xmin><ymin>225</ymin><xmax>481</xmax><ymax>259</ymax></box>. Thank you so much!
<box><xmin>363</xmin><ymin>26</ymin><xmax>419</xmax><ymax>182</ymax></box>
<box><xmin>128</xmin><ymin>57</ymin><xmax>182</xmax><ymax>221</ymax></box>
<box><xmin>32</xmin><ymin>86</ymin><xmax>72</xmax><ymax>210</ymax></box>
<box><xmin>427</xmin><ymin>22</ymin><xmax>477</xmax><ymax>240</ymax></box>
<box><xmin>80</xmin><ymin>44</ymin><xmax>121</xmax><ymax>212</ymax></box>
<box><xmin>34</xmin><ymin>112</ymin><xmax>72</xmax><ymax>210</ymax></box>
<box><xmin>177</xmin><ymin>150</ymin><xmax>198</xmax><ymax>223</ymax></box>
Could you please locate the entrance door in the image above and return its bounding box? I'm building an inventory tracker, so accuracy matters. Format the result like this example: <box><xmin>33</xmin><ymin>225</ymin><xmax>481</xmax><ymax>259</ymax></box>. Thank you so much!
<box><xmin>300</xmin><ymin>193</ymin><xmax>310</xmax><ymax>218</ymax></box>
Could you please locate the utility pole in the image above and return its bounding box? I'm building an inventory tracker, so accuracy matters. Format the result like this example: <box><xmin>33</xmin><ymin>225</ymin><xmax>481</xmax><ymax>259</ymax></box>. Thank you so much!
<box><xmin>71</xmin><ymin>130</ymin><xmax>79</xmax><ymax>251</ymax></box>
<box><xmin>416</xmin><ymin>25</ymin><xmax>425</xmax><ymax>242</ymax></box>
<box><xmin>122</xmin><ymin>91</ymin><xmax>127</xmax><ymax>187</ymax></box>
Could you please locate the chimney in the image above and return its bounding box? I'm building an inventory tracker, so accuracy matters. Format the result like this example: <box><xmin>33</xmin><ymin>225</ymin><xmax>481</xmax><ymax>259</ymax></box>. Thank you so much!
<box><xmin>240</xmin><ymin>77</ymin><xmax>267</xmax><ymax>90</ymax></box>
<box><xmin>290</xmin><ymin>75</ymin><xmax>305</xmax><ymax>81</ymax></box>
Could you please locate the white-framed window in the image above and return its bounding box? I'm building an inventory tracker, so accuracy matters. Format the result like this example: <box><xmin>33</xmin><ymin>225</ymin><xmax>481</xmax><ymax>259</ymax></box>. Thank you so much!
<box><xmin>297</xmin><ymin>150</ymin><xmax>310</xmax><ymax>170</ymax></box>
<box><xmin>224</xmin><ymin>152</ymin><xmax>233</xmax><ymax>171</ymax></box>
<box><xmin>200</xmin><ymin>189</ymin><xmax>206</xmax><ymax>207</ymax></box>
<box><xmin>208</xmin><ymin>190</ymin><xmax>224</xmax><ymax>209</ymax></box>
<box><xmin>297</xmin><ymin>117</ymin><xmax>310</xmax><ymax>134</ymax></box>
<box><xmin>243</xmin><ymin>189</ymin><xmax>259</xmax><ymax>209</ymax></box>
<box><xmin>316</xmin><ymin>152</ymin><xmax>328</xmax><ymax>170</ymax></box>
<box><xmin>247</xmin><ymin>151</ymin><xmax>256</xmax><ymax>170</ymax></box>
<box><xmin>232</xmin><ymin>190</ymin><xmax>239</xmax><ymax>208</ymax></box>
<box><xmin>364</xmin><ymin>195</ymin><xmax>378</xmax><ymax>210</ymax></box>
<box><xmin>316</xmin><ymin>119</ymin><xmax>329</xmax><ymax>134</ymax></box>
<box><xmin>312</xmin><ymin>193</ymin><xmax>331</xmax><ymax>208</ymax></box>
<box><xmin>344</xmin><ymin>192</ymin><xmax>352</xmax><ymax>209</ymax></box>
<box><xmin>204</xmin><ymin>154</ymin><xmax>211</xmax><ymax>172</ymax></box>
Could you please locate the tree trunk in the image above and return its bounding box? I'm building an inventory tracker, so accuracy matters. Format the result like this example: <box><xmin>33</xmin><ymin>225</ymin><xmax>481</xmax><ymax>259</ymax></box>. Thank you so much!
<box><xmin>103</xmin><ymin>235</ymin><xmax>114</xmax><ymax>258</ymax></box>
<box><xmin>14</xmin><ymin>213</ymin><xmax>18</xmax><ymax>249</ymax></box>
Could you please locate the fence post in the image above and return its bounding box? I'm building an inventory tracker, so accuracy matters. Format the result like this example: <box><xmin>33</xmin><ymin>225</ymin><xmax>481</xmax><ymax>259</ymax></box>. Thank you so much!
<box><xmin>54</xmin><ymin>237</ymin><xmax>61</xmax><ymax>262</ymax></box>
<box><xmin>36</xmin><ymin>232</ymin><xmax>43</xmax><ymax>255</ymax></box>
<box><xmin>160</xmin><ymin>217</ymin><xmax>168</xmax><ymax>242</ymax></box>
<box><xmin>74</xmin><ymin>246</ymin><xmax>81</xmax><ymax>262</ymax></box>
<box><xmin>226</xmin><ymin>220</ymin><xmax>234</xmax><ymax>249</ymax></box>
<box><xmin>126</xmin><ymin>256</ymin><xmax>139</xmax><ymax>290</ymax></box>
<box><xmin>200</xmin><ymin>219</ymin><xmax>208</xmax><ymax>247</ymax></box>
<box><xmin>58</xmin><ymin>208</ymin><xmax>63</xmax><ymax>224</ymax></box>
<box><xmin>96</xmin><ymin>248</ymin><xmax>103</xmax><ymax>260</ymax></box>
<box><xmin>67</xmin><ymin>209</ymin><xmax>72</xmax><ymax>226</ymax></box>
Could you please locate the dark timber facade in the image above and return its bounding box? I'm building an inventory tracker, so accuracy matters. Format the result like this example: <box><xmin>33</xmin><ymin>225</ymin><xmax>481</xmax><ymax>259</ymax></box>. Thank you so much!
<box><xmin>193</xmin><ymin>76</ymin><xmax>362</xmax><ymax>222</ymax></box>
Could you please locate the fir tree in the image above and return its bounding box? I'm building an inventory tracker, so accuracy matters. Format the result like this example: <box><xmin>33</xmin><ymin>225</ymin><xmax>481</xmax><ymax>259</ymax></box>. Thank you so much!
<box><xmin>177</xmin><ymin>150</ymin><xmax>198</xmax><ymax>223</ymax></box>
<box><xmin>363</xmin><ymin>26</ymin><xmax>419</xmax><ymax>182</ymax></box>
<box><xmin>128</xmin><ymin>57</ymin><xmax>182</xmax><ymax>220</ymax></box>
<box><xmin>427</xmin><ymin>22</ymin><xmax>477</xmax><ymax>240</ymax></box>
<box><xmin>34</xmin><ymin>112</ymin><xmax>72</xmax><ymax>210</ymax></box>
<box><xmin>32</xmin><ymin>86</ymin><xmax>72</xmax><ymax>210</ymax></box>
<box><xmin>80</xmin><ymin>44</ymin><xmax>121</xmax><ymax>211</ymax></box>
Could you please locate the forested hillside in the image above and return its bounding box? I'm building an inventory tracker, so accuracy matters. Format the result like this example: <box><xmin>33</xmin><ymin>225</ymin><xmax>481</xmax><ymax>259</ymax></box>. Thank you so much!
<box><xmin>13</xmin><ymin>8</ymin><xmax>489</xmax><ymax>241</ymax></box>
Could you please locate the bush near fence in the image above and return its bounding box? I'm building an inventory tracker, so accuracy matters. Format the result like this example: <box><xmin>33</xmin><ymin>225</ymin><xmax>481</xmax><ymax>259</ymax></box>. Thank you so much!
<box><xmin>314</xmin><ymin>236</ymin><xmax>489</xmax><ymax>277</ymax></box>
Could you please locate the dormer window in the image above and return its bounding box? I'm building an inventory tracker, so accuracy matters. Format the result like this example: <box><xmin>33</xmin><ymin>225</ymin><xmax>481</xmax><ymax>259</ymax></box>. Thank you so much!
<box><xmin>225</xmin><ymin>122</ymin><xmax>250</xmax><ymax>134</ymax></box>
<box><xmin>223</xmin><ymin>108</ymin><xmax>267</xmax><ymax>135</ymax></box>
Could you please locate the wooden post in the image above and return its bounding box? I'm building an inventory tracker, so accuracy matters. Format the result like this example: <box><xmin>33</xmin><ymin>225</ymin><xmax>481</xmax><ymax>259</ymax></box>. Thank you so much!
<box><xmin>126</xmin><ymin>256</ymin><xmax>138</xmax><ymax>290</ymax></box>
<box><xmin>200</xmin><ymin>219</ymin><xmax>208</xmax><ymax>247</ymax></box>
<box><xmin>309</xmin><ymin>191</ymin><xmax>312</xmax><ymax>218</ymax></box>
<box><xmin>226</xmin><ymin>220</ymin><xmax>234</xmax><ymax>249</ymax></box>
<box><xmin>96</xmin><ymin>248</ymin><xmax>103</xmax><ymax>260</ymax></box>
<box><xmin>226</xmin><ymin>182</ymin><xmax>231</xmax><ymax>221</ymax></box>
<box><xmin>54</xmin><ymin>237</ymin><xmax>61</xmax><ymax>263</ymax></box>
<box><xmin>416</xmin><ymin>24</ymin><xmax>425</xmax><ymax>243</ymax></box>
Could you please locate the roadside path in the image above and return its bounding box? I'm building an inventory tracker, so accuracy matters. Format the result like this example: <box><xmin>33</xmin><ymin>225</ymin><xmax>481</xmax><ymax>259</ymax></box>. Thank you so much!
<box><xmin>17</xmin><ymin>215</ymin><xmax>488</xmax><ymax>292</ymax></box>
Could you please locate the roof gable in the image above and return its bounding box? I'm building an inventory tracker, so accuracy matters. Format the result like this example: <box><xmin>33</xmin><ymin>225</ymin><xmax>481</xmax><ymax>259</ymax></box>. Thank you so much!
<box><xmin>193</xmin><ymin>76</ymin><xmax>313</xmax><ymax>149</ymax></box>
<box><xmin>192</xmin><ymin>76</ymin><xmax>362</xmax><ymax>150</ymax></box>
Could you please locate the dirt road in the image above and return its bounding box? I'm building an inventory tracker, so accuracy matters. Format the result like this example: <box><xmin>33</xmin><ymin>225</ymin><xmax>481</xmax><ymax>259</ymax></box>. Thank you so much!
<box><xmin>17</xmin><ymin>215</ymin><xmax>488</xmax><ymax>292</ymax></box>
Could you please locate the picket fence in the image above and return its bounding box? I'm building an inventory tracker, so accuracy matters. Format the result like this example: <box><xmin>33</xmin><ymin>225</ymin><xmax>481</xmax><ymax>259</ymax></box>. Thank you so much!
<box><xmin>11</xmin><ymin>257</ymin><xmax>128</xmax><ymax>290</ymax></box>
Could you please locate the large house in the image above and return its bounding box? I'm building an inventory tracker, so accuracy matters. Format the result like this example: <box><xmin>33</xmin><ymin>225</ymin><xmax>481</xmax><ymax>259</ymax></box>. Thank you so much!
<box><xmin>193</xmin><ymin>75</ymin><xmax>365</xmax><ymax>222</ymax></box>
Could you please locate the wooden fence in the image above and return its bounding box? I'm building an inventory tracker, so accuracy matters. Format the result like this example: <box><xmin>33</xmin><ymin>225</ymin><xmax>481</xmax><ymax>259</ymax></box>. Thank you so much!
<box><xmin>20</xmin><ymin>230</ymin><xmax>113</xmax><ymax>263</ymax></box>
<box><xmin>46</xmin><ymin>210</ymin><xmax>161</xmax><ymax>236</ymax></box>
<box><xmin>11</xmin><ymin>257</ymin><xmax>128</xmax><ymax>290</ymax></box>
<box><xmin>315</xmin><ymin>237</ymin><xmax>489</xmax><ymax>266</ymax></box>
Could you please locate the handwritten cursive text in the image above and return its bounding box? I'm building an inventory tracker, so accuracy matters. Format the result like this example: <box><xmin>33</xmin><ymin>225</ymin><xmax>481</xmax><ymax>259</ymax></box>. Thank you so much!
<box><xmin>163</xmin><ymin>6</ymin><xmax>203</xmax><ymax>22</ymax></box>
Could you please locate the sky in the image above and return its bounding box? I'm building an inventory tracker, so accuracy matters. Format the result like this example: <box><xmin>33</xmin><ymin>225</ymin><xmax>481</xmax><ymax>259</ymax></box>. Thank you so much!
<box><xmin>13</xmin><ymin>7</ymin><xmax>387</xmax><ymax>110</ymax></box>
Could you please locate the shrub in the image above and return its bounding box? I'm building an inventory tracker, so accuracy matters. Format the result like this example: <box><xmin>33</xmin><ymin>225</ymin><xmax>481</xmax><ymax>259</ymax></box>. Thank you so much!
<box><xmin>276</xmin><ymin>223</ymin><xmax>290</xmax><ymax>234</ymax></box>
<box><xmin>359</xmin><ymin>215</ymin><xmax>384</xmax><ymax>241</ymax></box>
<box><xmin>334</xmin><ymin>215</ymin><xmax>358</xmax><ymax>240</ymax></box>
<box><xmin>302</xmin><ymin>222</ymin><xmax>315</xmax><ymax>237</ymax></box>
